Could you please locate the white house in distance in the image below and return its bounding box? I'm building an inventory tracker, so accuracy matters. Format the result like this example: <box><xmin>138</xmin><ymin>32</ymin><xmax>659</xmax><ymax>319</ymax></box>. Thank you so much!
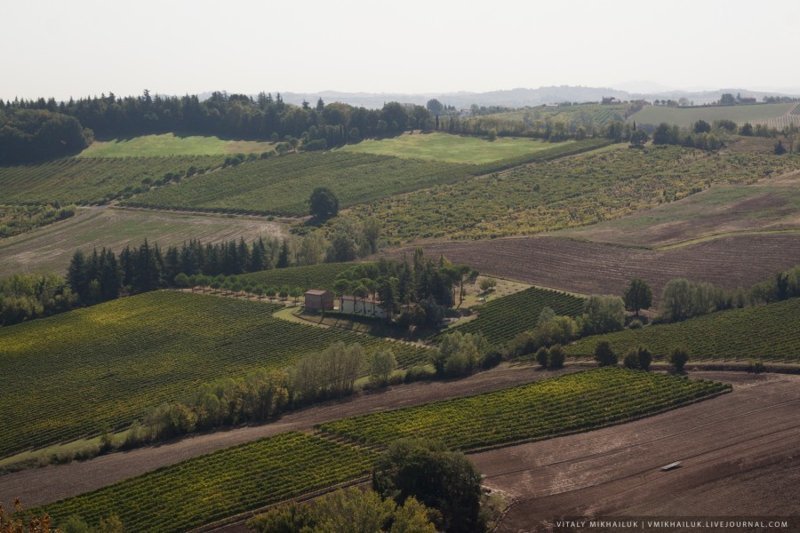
<box><xmin>339</xmin><ymin>296</ymin><xmax>387</xmax><ymax>319</ymax></box>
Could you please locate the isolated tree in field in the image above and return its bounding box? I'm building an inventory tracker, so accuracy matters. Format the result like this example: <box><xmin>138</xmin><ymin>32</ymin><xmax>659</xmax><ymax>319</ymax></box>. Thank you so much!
<box><xmin>629</xmin><ymin>129</ymin><xmax>649</xmax><ymax>147</ymax></box>
<box><xmin>548</xmin><ymin>344</ymin><xmax>566</xmax><ymax>369</ymax></box>
<box><xmin>309</xmin><ymin>187</ymin><xmax>339</xmax><ymax>220</ymax></box>
<box><xmin>369</xmin><ymin>349</ymin><xmax>397</xmax><ymax>387</ymax></box>
<box><xmin>373</xmin><ymin>439</ymin><xmax>484</xmax><ymax>533</ymax></box>
<box><xmin>426</xmin><ymin>98</ymin><xmax>444</xmax><ymax>115</ymax></box>
<box><xmin>774</xmin><ymin>140</ymin><xmax>787</xmax><ymax>155</ymax></box>
<box><xmin>594</xmin><ymin>341</ymin><xmax>617</xmax><ymax>367</ymax></box>
<box><xmin>624</xmin><ymin>278</ymin><xmax>653</xmax><ymax>317</ymax></box>
<box><xmin>693</xmin><ymin>120</ymin><xmax>711</xmax><ymax>134</ymax></box>
<box><xmin>670</xmin><ymin>348</ymin><xmax>689</xmax><ymax>373</ymax></box>
<box><xmin>536</xmin><ymin>347</ymin><xmax>549</xmax><ymax>368</ymax></box>
<box><xmin>479</xmin><ymin>278</ymin><xmax>496</xmax><ymax>293</ymax></box>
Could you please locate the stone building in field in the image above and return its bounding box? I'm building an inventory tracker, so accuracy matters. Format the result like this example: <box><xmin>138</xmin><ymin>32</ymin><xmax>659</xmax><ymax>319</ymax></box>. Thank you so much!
<box><xmin>304</xmin><ymin>289</ymin><xmax>334</xmax><ymax>312</ymax></box>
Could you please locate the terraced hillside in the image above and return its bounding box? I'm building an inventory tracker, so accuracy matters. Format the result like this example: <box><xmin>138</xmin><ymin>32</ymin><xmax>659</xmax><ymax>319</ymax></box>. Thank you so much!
<box><xmin>0</xmin><ymin>291</ymin><xmax>431</xmax><ymax>458</ymax></box>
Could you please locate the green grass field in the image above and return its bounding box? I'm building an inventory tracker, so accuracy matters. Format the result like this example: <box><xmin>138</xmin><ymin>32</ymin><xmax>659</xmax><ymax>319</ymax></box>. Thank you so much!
<box><xmin>566</xmin><ymin>298</ymin><xmax>800</xmax><ymax>363</ymax></box>
<box><xmin>238</xmin><ymin>262</ymin><xmax>361</xmax><ymax>292</ymax></box>
<box><xmin>0</xmin><ymin>156</ymin><xmax>222</xmax><ymax>205</ymax></box>
<box><xmin>452</xmin><ymin>287</ymin><xmax>584</xmax><ymax>346</ymax></box>
<box><xmin>0</xmin><ymin>291</ymin><xmax>431</xmax><ymax>458</ymax></box>
<box><xmin>346</xmin><ymin>146</ymin><xmax>800</xmax><ymax>243</ymax></box>
<box><xmin>40</xmin><ymin>432</ymin><xmax>375</xmax><ymax>533</ymax></box>
<box><xmin>0</xmin><ymin>207</ymin><xmax>286</xmax><ymax>276</ymax></box>
<box><xmin>341</xmin><ymin>132</ymin><xmax>567</xmax><ymax>164</ymax></box>
<box><xmin>319</xmin><ymin>368</ymin><xmax>729</xmax><ymax>450</ymax></box>
<box><xmin>629</xmin><ymin>103</ymin><xmax>796</xmax><ymax>128</ymax></box>
<box><xmin>79</xmin><ymin>133</ymin><xmax>274</xmax><ymax>158</ymax></box>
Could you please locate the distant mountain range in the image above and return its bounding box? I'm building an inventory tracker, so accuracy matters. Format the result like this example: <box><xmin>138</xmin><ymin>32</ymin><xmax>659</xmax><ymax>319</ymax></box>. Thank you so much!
<box><xmin>198</xmin><ymin>86</ymin><xmax>800</xmax><ymax>110</ymax></box>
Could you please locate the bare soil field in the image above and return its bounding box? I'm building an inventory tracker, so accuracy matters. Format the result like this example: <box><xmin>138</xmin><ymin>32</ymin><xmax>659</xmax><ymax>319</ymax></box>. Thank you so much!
<box><xmin>0</xmin><ymin>207</ymin><xmax>286</xmax><ymax>275</ymax></box>
<box><xmin>559</xmin><ymin>172</ymin><xmax>800</xmax><ymax>249</ymax></box>
<box><xmin>387</xmin><ymin>234</ymin><xmax>800</xmax><ymax>300</ymax></box>
<box><xmin>472</xmin><ymin>372</ymin><xmax>800</xmax><ymax>531</ymax></box>
<box><xmin>0</xmin><ymin>363</ymin><xmax>578</xmax><ymax>510</ymax></box>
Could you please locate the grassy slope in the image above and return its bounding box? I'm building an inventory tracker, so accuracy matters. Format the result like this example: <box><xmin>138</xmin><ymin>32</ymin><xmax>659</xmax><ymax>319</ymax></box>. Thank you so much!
<box><xmin>123</xmin><ymin>151</ymin><xmax>473</xmax><ymax>216</ymax></box>
<box><xmin>123</xmin><ymin>139</ymin><xmax>607</xmax><ymax>216</ymax></box>
<box><xmin>238</xmin><ymin>262</ymin><xmax>359</xmax><ymax>292</ymax></box>
<box><xmin>452</xmin><ymin>287</ymin><xmax>584</xmax><ymax>346</ymax></box>
<box><xmin>629</xmin><ymin>103</ymin><xmax>796</xmax><ymax>128</ymax></box>
<box><xmin>0</xmin><ymin>208</ymin><xmax>286</xmax><ymax>276</ymax></box>
<box><xmin>80</xmin><ymin>133</ymin><xmax>274</xmax><ymax>157</ymax></box>
<box><xmin>346</xmin><ymin>146</ymin><xmax>800</xmax><ymax>243</ymax></box>
<box><xmin>0</xmin><ymin>156</ymin><xmax>222</xmax><ymax>205</ymax></box>
<box><xmin>40</xmin><ymin>433</ymin><xmax>375</xmax><ymax>533</ymax></box>
<box><xmin>567</xmin><ymin>298</ymin><xmax>800</xmax><ymax>362</ymax></box>
<box><xmin>558</xmin><ymin>173</ymin><xmax>800</xmax><ymax>248</ymax></box>
<box><xmin>319</xmin><ymin>368</ymin><xmax>729</xmax><ymax>449</ymax></box>
<box><xmin>0</xmin><ymin>291</ymin><xmax>431</xmax><ymax>458</ymax></box>
<box><xmin>341</xmin><ymin>132</ymin><xmax>566</xmax><ymax>164</ymax></box>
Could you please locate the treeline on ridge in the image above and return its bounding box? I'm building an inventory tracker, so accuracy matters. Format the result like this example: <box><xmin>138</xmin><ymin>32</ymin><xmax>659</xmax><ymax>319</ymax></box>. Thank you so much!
<box><xmin>0</xmin><ymin>91</ymin><xmax>434</xmax><ymax>164</ymax></box>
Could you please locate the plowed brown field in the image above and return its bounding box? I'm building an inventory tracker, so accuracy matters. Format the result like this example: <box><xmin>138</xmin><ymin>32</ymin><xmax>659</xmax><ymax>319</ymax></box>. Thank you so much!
<box><xmin>386</xmin><ymin>234</ymin><xmax>800</xmax><ymax>300</ymax></box>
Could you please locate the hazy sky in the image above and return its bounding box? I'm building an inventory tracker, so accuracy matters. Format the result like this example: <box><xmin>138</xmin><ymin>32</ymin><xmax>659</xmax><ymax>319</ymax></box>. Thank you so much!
<box><xmin>3</xmin><ymin>0</ymin><xmax>799</xmax><ymax>100</ymax></box>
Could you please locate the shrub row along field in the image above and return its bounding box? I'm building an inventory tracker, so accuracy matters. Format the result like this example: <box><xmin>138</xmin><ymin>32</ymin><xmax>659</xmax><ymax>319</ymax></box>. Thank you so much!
<box><xmin>566</xmin><ymin>298</ymin><xmax>800</xmax><ymax>363</ymax></box>
<box><xmin>122</xmin><ymin>139</ymin><xmax>608</xmax><ymax>216</ymax></box>
<box><xmin>0</xmin><ymin>291</ymin><xmax>431</xmax><ymax>458</ymax></box>
<box><xmin>319</xmin><ymin>368</ymin><xmax>729</xmax><ymax>450</ymax></box>
<box><xmin>340</xmin><ymin>131</ymin><xmax>569</xmax><ymax>164</ymax></box>
<box><xmin>39</xmin><ymin>432</ymin><xmax>375</xmax><ymax>533</ymax></box>
<box><xmin>238</xmin><ymin>262</ymin><xmax>361</xmax><ymax>292</ymax></box>
<box><xmin>79</xmin><ymin>133</ymin><xmax>274</xmax><ymax>158</ymax></box>
<box><xmin>453</xmin><ymin>286</ymin><xmax>584</xmax><ymax>346</ymax></box>
<box><xmin>0</xmin><ymin>156</ymin><xmax>223</xmax><ymax>205</ymax></box>
<box><xmin>349</xmin><ymin>146</ymin><xmax>800</xmax><ymax>243</ymax></box>
<box><xmin>628</xmin><ymin>102</ymin><xmax>797</xmax><ymax>129</ymax></box>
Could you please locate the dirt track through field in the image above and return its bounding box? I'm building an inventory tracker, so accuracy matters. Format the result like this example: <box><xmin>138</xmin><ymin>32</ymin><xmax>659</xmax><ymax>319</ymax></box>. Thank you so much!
<box><xmin>471</xmin><ymin>372</ymin><xmax>800</xmax><ymax>531</ymax></box>
<box><xmin>0</xmin><ymin>363</ymin><xmax>577</xmax><ymax>510</ymax></box>
<box><xmin>388</xmin><ymin>234</ymin><xmax>800</xmax><ymax>300</ymax></box>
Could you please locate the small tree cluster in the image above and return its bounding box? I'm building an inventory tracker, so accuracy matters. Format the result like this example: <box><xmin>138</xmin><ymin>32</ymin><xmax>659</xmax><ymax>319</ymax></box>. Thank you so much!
<box><xmin>535</xmin><ymin>344</ymin><xmax>566</xmax><ymax>369</ymax></box>
<box><xmin>508</xmin><ymin>312</ymin><xmax>579</xmax><ymax>357</ymax></box>
<box><xmin>581</xmin><ymin>295</ymin><xmax>626</xmax><ymax>335</ymax></box>
<box><xmin>248</xmin><ymin>487</ymin><xmax>436</xmax><ymax>533</ymax></box>
<box><xmin>372</xmin><ymin>439</ymin><xmax>485</xmax><ymax>533</ymax></box>
<box><xmin>623</xmin><ymin>346</ymin><xmax>652</xmax><ymax>371</ymax></box>
<box><xmin>432</xmin><ymin>332</ymin><xmax>489</xmax><ymax>378</ymax></box>
<box><xmin>594</xmin><ymin>341</ymin><xmax>617</xmax><ymax>367</ymax></box>
<box><xmin>670</xmin><ymin>348</ymin><xmax>690</xmax><ymax>373</ymax></box>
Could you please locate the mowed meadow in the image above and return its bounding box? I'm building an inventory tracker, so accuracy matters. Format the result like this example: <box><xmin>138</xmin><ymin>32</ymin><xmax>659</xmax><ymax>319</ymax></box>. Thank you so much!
<box><xmin>340</xmin><ymin>131</ymin><xmax>567</xmax><ymax>164</ymax></box>
<box><xmin>79</xmin><ymin>133</ymin><xmax>275</xmax><ymax>158</ymax></box>
<box><xmin>0</xmin><ymin>291</ymin><xmax>431</xmax><ymax>459</ymax></box>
